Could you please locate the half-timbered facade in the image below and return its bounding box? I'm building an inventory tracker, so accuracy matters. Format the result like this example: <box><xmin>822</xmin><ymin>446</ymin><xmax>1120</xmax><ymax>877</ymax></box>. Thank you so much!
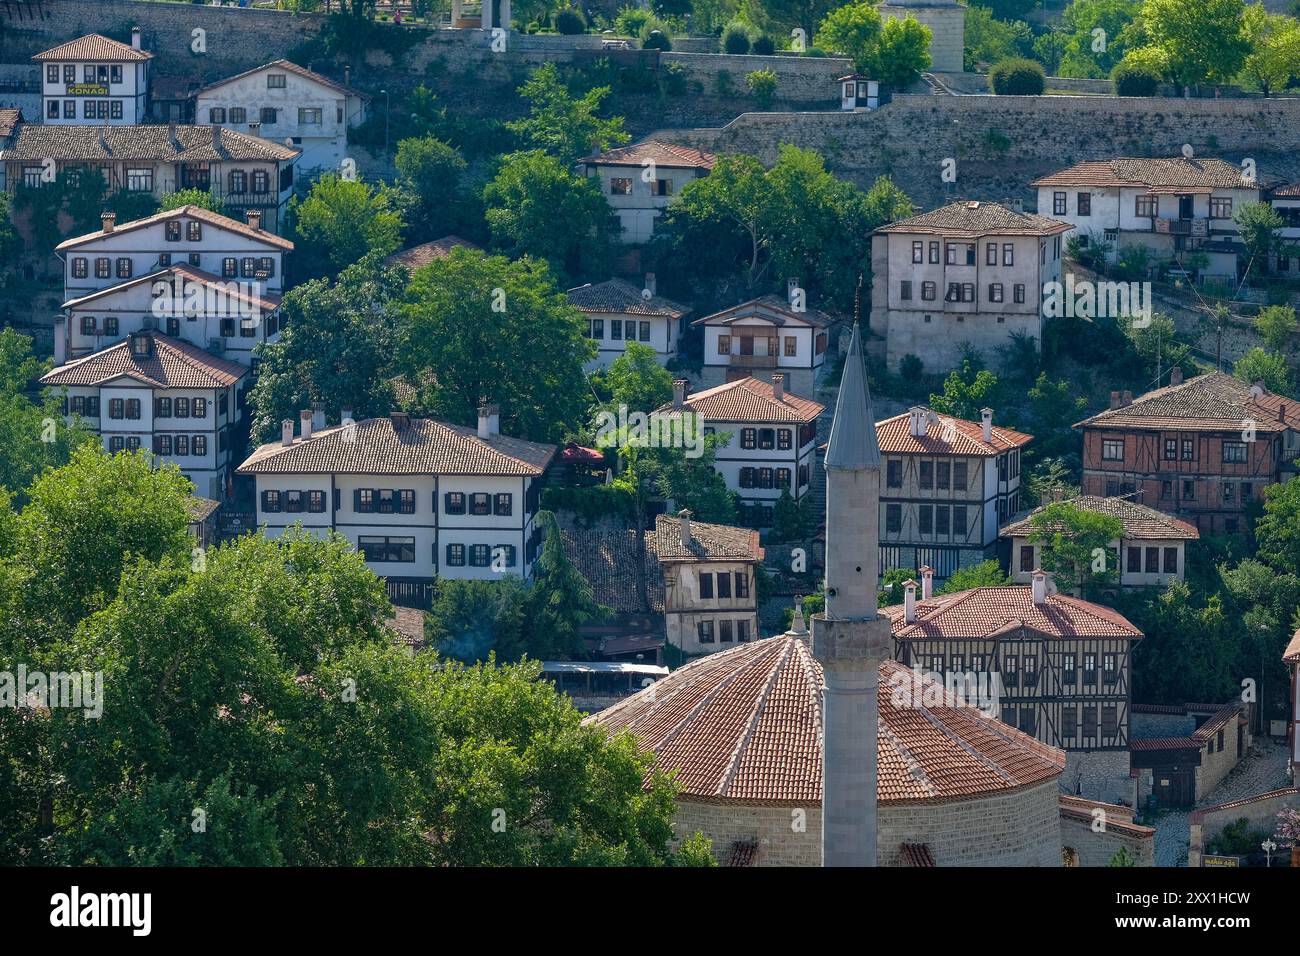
<box><xmin>885</xmin><ymin>569</ymin><xmax>1144</xmax><ymax>804</ymax></box>
<box><xmin>1075</xmin><ymin>370</ymin><xmax>1300</xmax><ymax>535</ymax></box>
<box><xmin>874</xmin><ymin>405</ymin><xmax>1031</xmax><ymax>580</ymax></box>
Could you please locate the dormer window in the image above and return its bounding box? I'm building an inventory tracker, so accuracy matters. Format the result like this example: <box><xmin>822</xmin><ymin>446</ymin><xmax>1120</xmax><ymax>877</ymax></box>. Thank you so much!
<box><xmin>129</xmin><ymin>333</ymin><xmax>152</xmax><ymax>358</ymax></box>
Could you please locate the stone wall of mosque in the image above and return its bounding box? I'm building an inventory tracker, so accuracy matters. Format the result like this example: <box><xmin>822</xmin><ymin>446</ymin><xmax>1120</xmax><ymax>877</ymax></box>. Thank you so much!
<box><xmin>1062</xmin><ymin>749</ymin><xmax>1136</xmax><ymax>807</ymax></box>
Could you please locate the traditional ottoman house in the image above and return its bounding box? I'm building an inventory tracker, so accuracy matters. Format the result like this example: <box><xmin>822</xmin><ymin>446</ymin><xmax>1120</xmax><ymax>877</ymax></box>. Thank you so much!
<box><xmin>663</xmin><ymin>376</ymin><xmax>823</xmax><ymax>528</ymax></box>
<box><xmin>1129</xmin><ymin>701</ymin><xmax>1251</xmax><ymax>808</ymax></box>
<box><xmin>884</xmin><ymin>567</ymin><xmax>1144</xmax><ymax>805</ymax></box>
<box><xmin>1075</xmin><ymin>370</ymin><xmax>1300</xmax><ymax>535</ymax></box>
<box><xmin>1002</xmin><ymin>495</ymin><xmax>1199</xmax><ymax>589</ymax></box>
<box><xmin>874</xmin><ymin>405</ymin><xmax>1031</xmax><ymax>581</ymax></box>
<box><xmin>589</xmin><ymin>328</ymin><xmax>1067</xmax><ymax>866</ymax></box>
<box><xmin>567</xmin><ymin>277</ymin><xmax>689</xmax><ymax>371</ymax></box>
<box><xmin>385</xmin><ymin>235</ymin><xmax>480</xmax><ymax>272</ymax></box>
<box><xmin>41</xmin><ymin>330</ymin><xmax>247</xmax><ymax>499</ymax></box>
<box><xmin>35</xmin><ymin>30</ymin><xmax>152</xmax><ymax>126</ymax></box>
<box><xmin>579</xmin><ymin>140</ymin><xmax>715</xmax><ymax>244</ymax></box>
<box><xmin>693</xmin><ymin>293</ymin><xmax>832</xmax><ymax>395</ymax></box>
<box><xmin>237</xmin><ymin>406</ymin><xmax>555</xmax><ymax>609</ymax></box>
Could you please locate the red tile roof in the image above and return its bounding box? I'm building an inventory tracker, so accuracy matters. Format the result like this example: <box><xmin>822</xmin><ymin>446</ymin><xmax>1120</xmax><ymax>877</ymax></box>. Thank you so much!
<box><xmin>876</xmin><ymin>408</ymin><xmax>1032</xmax><ymax>457</ymax></box>
<box><xmin>1001</xmin><ymin>495</ymin><xmax>1199</xmax><ymax>540</ymax></box>
<box><xmin>586</xmin><ymin>635</ymin><xmax>1065</xmax><ymax>805</ymax></box>
<box><xmin>1058</xmin><ymin>797</ymin><xmax>1154</xmax><ymax>837</ymax></box>
<box><xmin>663</xmin><ymin>376</ymin><xmax>824</xmax><ymax>424</ymax></box>
<box><xmin>1128</xmin><ymin>736</ymin><xmax>1203</xmax><ymax>752</ymax></box>
<box><xmin>0</xmin><ymin>108</ymin><xmax>20</xmax><ymax>139</ymax></box>
<box><xmin>57</xmin><ymin>205</ymin><xmax>294</xmax><ymax>252</ymax></box>
<box><xmin>1285</xmin><ymin>629</ymin><xmax>1300</xmax><ymax>663</ymax></box>
<box><xmin>34</xmin><ymin>34</ymin><xmax>152</xmax><ymax>62</ymax></box>
<box><xmin>875</xmin><ymin>200</ymin><xmax>1072</xmax><ymax>237</ymax></box>
<box><xmin>581</xmin><ymin>140</ymin><xmax>716</xmax><ymax>170</ymax></box>
<box><xmin>1032</xmin><ymin>158</ymin><xmax>1253</xmax><ymax>191</ymax></box>
<box><xmin>194</xmin><ymin>59</ymin><xmax>369</xmax><ymax>100</ymax></box>
<box><xmin>692</xmin><ymin>294</ymin><xmax>832</xmax><ymax>329</ymax></box>
<box><xmin>566</xmin><ymin>278</ymin><xmax>689</xmax><ymax>318</ymax></box>
<box><xmin>1191</xmin><ymin>788</ymin><xmax>1300</xmax><ymax>823</ymax></box>
<box><xmin>384</xmin><ymin>235</ymin><xmax>480</xmax><ymax>270</ymax></box>
<box><xmin>726</xmin><ymin>840</ymin><xmax>759</xmax><ymax>867</ymax></box>
<box><xmin>6</xmin><ymin>125</ymin><xmax>299</xmax><ymax>163</ymax></box>
<box><xmin>883</xmin><ymin>586</ymin><xmax>1143</xmax><ymax>641</ymax></box>
<box><xmin>40</xmin><ymin>332</ymin><xmax>247</xmax><ymax>390</ymax></box>
<box><xmin>1076</xmin><ymin>371</ymin><xmax>1300</xmax><ymax>432</ymax></box>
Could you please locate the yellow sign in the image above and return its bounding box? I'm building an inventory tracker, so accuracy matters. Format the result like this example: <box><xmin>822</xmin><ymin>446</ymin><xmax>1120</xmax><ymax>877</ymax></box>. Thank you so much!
<box><xmin>66</xmin><ymin>84</ymin><xmax>108</xmax><ymax>96</ymax></box>
<box><xmin>1202</xmin><ymin>854</ymin><xmax>1242</xmax><ymax>867</ymax></box>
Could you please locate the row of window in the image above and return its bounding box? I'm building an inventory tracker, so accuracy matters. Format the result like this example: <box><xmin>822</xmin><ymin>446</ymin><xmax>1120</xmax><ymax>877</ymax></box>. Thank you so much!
<box><xmin>912</xmin><ymin>240</ymin><xmax>1018</xmax><ymax>267</ymax></box>
<box><xmin>697</xmin><ymin>571</ymin><xmax>751</xmax><ymax>600</ymax></box>
<box><xmin>586</xmin><ymin>319</ymin><xmax>652</xmax><ymax>342</ymax></box>
<box><xmin>1001</xmin><ymin>704</ymin><xmax>1119</xmax><ymax>739</ymax></box>
<box><xmin>929</xmin><ymin>652</ymin><xmax>1119</xmax><ymax>687</ymax></box>
<box><xmin>887</xmin><ymin>459</ymin><xmax>971</xmax><ymax>491</ymax></box>
<box><xmin>1102</xmin><ymin>437</ymin><xmax>1250</xmax><ymax>465</ymax></box>
<box><xmin>74</xmin><ymin>252</ymin><xmax>274</xmax><ymax>279</ymax></box>
<box><xmin>151</xmin><ymin>434</ymin><xmax>209</xmax><ymax>457</ymax></box>
<box><xmin>609</xmin><ymin>177</ymin><xmax>672</xmax><ymax>196</ymax></box>
<box><xmin>884</xmin><ymin>503</ymin><xmax>970</xmax><ymax>537</ymax></box>
<box><xmin>696</xmin><ymin>618</ymin><xmax>752</xmax><ymax>644</ymax></box>
<box><xmin>47</xmin><ymin>64</ymin><xmax>125</xmax><ymax>85</ymax></box>
<box><xmin>209</xmin><ymin>106</ymin><xmax>333</xmax><ymax>126</ymax></box>
<box><xmin>716</xmin><ymin>333</ymin><xmax>828</xmax><ymax>357</ymax></box>
<box><xmin>355</xmin><ymin>537</ymin><xmax>521</xmax><ymax>569</ymax></box>
<box><xmin>1019</xmin><ymin>544</ymin><xmax>1178</xmax><ymax>576</ymax></box>
<box><xmin>263</xmin><ymin>490</ymin><xmax>327</xmax><ymax>514</ymax></box>
<box><xmin>739</xmin><ymin>427</ymin><xmax>794</xmax><ymax>451</ymax></box>
<box><xmin>1051</xmin><ymin>191</ymin><xmax>1234</xmax><ymax>220</ymax></box>
<box><xmin>901</xmin><ymin>280</ymin><xmax>1028</xmax><ymax>305</ymax></box>
<box><xmin>737</xmin><ymin>464</ymin><xmax>812</xmax><ymax>491</ymax></box>
<box><xmin>47</xmin><ymin>99</ymin><xmax>124</xmax><ymax>121</ymax></box>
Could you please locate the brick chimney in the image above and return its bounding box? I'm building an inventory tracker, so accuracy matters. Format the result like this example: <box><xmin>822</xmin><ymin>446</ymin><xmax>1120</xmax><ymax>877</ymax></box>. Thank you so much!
<box><xmin>281</xmin><ymin>419</ymin><xmax>294</xmax><ymax>447</ymax></box>
<box><xmin>245</xmin><ymin>208</ymin><xmax>262</xmax><ymax>231</ymax></box>
<box><xmin>903</xmin><ymin>579</ymin><xmax>918</xmax><ymax>623</ymax></box>
<box><xmin>1109</xmin><ymin>390</ymin><xmax>1121</xmax><ymax>410</ymax></box>
<box><xmin>299</xmin><ymin>409</ymin><xmax>312</xmax><ymax>442</ymax></box>
<box><xmin>772</xmin><ymin>372</ymin><xmax>785</xmax><ymax>402</ymax></box>
<box><xmin>1121</xmin><ymin>389</ymin><xmax>1133</xmax><ymax>406</ymax></box>
<box><xmin>678</xmin><ymin>508</ymin><xmax>692</xmax><ymax>548</ymax></box>
<box><xmin>981</xmin><ymin>407</ymin><xmax>993</xmax><ymax>443</ymax></box>
<box><xmin>920</xmin><ymin>565</ymin><xmax>934</xmax><ymax>600</ymax></box>
<box><xmin>1170</xmin><ymin>366</ymin><xmax>1183</xmax><ymax>385</ymax></box>
<box><xmin>1031</xmin><ymin>568</ymin><xmax>1047</xmax><ymax>605</ymax></box>
<box><xmin>100</xmin><ymin>211</ymin><xmax>116</xmax><ymax>234</ymax></box>
<box><xmin>672</xmin><ymin>379</ymin><xmax>687</xmax><ymax>411</ymax></box>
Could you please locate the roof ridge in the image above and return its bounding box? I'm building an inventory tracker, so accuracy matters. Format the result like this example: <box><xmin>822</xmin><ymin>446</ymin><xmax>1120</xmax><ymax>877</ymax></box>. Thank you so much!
<box><xmin>716</xmin><ymin>638</ymin><xmax>793</xmax><ymax>797</ymax></box>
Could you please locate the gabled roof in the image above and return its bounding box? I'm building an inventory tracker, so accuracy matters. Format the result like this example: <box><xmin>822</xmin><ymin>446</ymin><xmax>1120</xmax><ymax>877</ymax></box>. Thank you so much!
<box><xmin>0</xmin><ymin>108</ymin><xmax>21</xmax><ymax>139</ymax></box>
<box><xmin>1032</xmin><ymin>157</ymin><xmax>1255</xmax><ymax>191</ymax></box>
<box><xmin>659</xmin><ymin>376</ymin><xmax>824</xmax><ymax>424</ymax></box>
<box><xmin>883</xmin><ymin>586</ymin><xmax>1143</xmax><ymax>641</ymax></box>
<box><xmin>692</xmin><ymin>294</ymin><xmax>832</xmax><ymax>328</ymax></box>
<box><xmin>650</xmin><ymin>514</ymin><xmax>763</xmax><ymax>562</ymax></box>
<box><xmin>875</xmin><ymin>408</ymin><xmax>1032</xmax><ymax>458</ymax></box>
<box><xmin>587</xmin><ymin>635</ymin><xmax>1065</xmax><ymax>805</ymax></box>
<box><xmin>580</xmin><ymin>140</ymin><xmax>716</xmax><ymax>170</ymax></box>
<box><xmin>62</xmin><ymin>264</ymin><xmax>282</xmax><ymax>313</ymax></box>
<box><xmin>194</xmin><ymin>59</ymin><xmax>370</xmax><ymax>100</ymax></box>
<box><xmin>384</xmin><ymin>235</ymin><xmax>480</xmax><ymax>270</ymax></box>
<box><xmin>1075</xmin><ymin>371</ymin><xmax>1300</xmax><ymax>432</ymax></box>
<box><xmin>186</xmin><ymin>496</ymin><xmax>221</xmax><ymax>522</ymax></box>
<box><xmin>1285</xmin><ymin>629</ymin><xmax>1300</xmax><ymax>664</ymax></box>
<box><xmin>566</xmin><ymin>278</ymin><xmax>689</xmax><ymax>318</ymax></box>
<box><xmin>4</xmin><ymin>125</ymin><xmax>299</xmax><ymax>163</ymax></box>
<box><xmin>825</xmin><ymin>323</ymin><xmax>879</xmax><ymax>470</ymax></box>
<box><xmin>1001</xmin><ymin>495</ymin><xmax>1199</xmax><ymax>541</ymax></box>
<box><xmin>237</xmin><ymin>415</ymin><xmax>556</xmax><ymax>477</ymax></box>
<box><xmin>40</xmin><ymin>332</ymin><xmax>247</xmax><ymax>390</ymax></box>
<box><xmin>57</xmin><ymin>204</ymin><xmax>294</xmax><ymax>252</ymax></box>
<box><xmin>875</xmin><ymin>200</ymin><xmax>1073</xmax><ymax>237</ymax></box>
<box><xmin>34</xmin><ymin>34</ymin><xmax>152</xmax><ymax>62</ymax></box>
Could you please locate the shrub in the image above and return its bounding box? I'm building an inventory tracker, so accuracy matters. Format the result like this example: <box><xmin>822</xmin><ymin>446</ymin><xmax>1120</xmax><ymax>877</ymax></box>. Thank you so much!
<box><xmin>746</xmin><ymin>68</ymin><xmax>778</xmax><ymax>107</ymax></box>
<box><xmin>900</xmin><ymin>353</ymin><xmax>924</xmax><ymax>381</ymax></box>
<box><xmin>1112</xmin><ymin>61</ymin><xmax>1159</xmax><ymax>96</ymax></box>
<box><xmin>614</xmin><ymin>5</ymin><xmax>651</xmax><ymax>36</ymax></box>
<box><xmin>555</xmin><ymin>8</ymin><xmax>586</xmax><ymax>34</ymax></box>
<box><xmin>752</xmin><ymin>34</ymin><xmax>776</xmax><ymax>55</ymax></box>
<box><xmin>714</xmin><ymin>69</ymin><xmax>734</xmax><ymax>95</ymax></box>
<box><xmin>989</xmin><ymin>57</ymin><xmax>1045</xmax><ymax>95</ymax></box>
<box><xmin>721</xmin><ymin>21</ymin><xmax>752</xmax><ymax>54</ymax></box>
<box><xmin>642</xmin><ymin>27</ymin><xmax>672</xmax><ymax>51</ymax></box>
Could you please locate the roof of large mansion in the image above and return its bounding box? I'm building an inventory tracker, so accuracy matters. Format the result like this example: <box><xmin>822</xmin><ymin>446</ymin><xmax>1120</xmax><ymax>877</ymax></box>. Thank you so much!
<box><xmin>384</xmin><ymin>235</ymin><xmax>480</xmax><ymax>270</ymax></box>
<box><xmin>1075</xmin><ymin>371</ymin><xmax>1300</xmax><ymax>432</ymax></box>
<box><xmin>566</xmin><ymin>278</ymin><xmax>689</xmax><ymax>318</ymax></box>
<box><xmin>1001</xmin><ymin>495</ymin><xmax>1200</xmax><ymax>541</ymax></box>
<box><xmin>193</xmin><ymin>58</ymin><xmax>370</xmax><ymax>100</ymax></box>
<box><xmin>580</xmin><ymin>140</ymin><xmax>716</xmax><ymax>170</ymax></box>
<box><xmin>5</xmin><ymin>125</ymin><xmax>299</xmax><ymax>163</ymax></box>
<box><xmin>661</xmin><ymin>376</ymin><xmax>824</xmax><ymax>424</ymax></box>
<box><xmin>40</xmin><ymin>332</ymin><xmax>247</xmax><ymax>390</ymax></box>
<box><xmin>56</xmin><ymin>204</ymin><xmax>295</xmax><ymax>251</ymax></box>
<box><xmin>586</xmin><ymin>633</ymin><xmax>1066</xmax><ymax>805</ymax></box>
<box><xmin>875</xmin><ymin>407</ymin><xmax>1033</xmax><ymax>457</ymax></box>
<box><xmin>237</xmin><ymin>414</ymin><xmax>557</xmax><ymax>477</ymax></box>
<box><xmin>881</xmin><ymin>586</ymin><xmax>1144</xmax><ymax>641</ymax></box>
<box><xmin>34</xmin><ymin>33</ymin><xmax>153</xmax><ymax>62</ymax></box>
<box><xmin>1032</xmin><ymin>157</ymin><xmax>1254</xmax><ymax>192</ymax></box>
<box><xmin>875</xmin><ymin>200</ymin><xmax>1073</xmax><ymax>237</ymax></box>
<box><xmin>692</xmin><ymin>294</ymin><xmax>833</xmax><ymax>328</ymax></box>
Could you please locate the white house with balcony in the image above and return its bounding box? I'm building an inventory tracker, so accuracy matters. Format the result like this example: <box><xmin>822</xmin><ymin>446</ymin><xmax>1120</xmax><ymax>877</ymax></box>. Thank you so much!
<box><xmin>237</xmin><ymin>407</ymin><xmax>556</xmax><ymax>609</ymax></box>
<box><xmin>193</xmin><ymin>59</ymin><xmax>370</xmax><ymax>174</ymax></box>
<box><xmin>1033</xmin><ymin>157</ymin><xmax>1259</xmax><ymax>280</ymax></box>
<box><xmin>53</xmin><ymin>205</ymin><xmax>292</xmax><ymax>366</ymax></box>
<box><xmin>693</xmin><ymin>292</ymin><xmax>832</xmax><ymax>396</ymax></box>
<box><xmin>34</xmin><ymin>30</ymin><xmax>152</xmax><ymax>126</ymax></box>
<box><xmin>580</xmin><ymin>140</ymin><xmax>715</xmax><ymax>244</ymax></box>
<box><xmin>870</xmin><ymin>200</ymin><xmax>1071</xmax><ymax>373</ymax></box>
<box><xmin>662</xmin><ymin>376</ymin><xmax>824</xmax><ymax>528</ymax></box>
<box><xmin>567</xmin><ymin>276</ymin><xmax>689</xmax><ymax>371</ymax></box>
<box><xmin>40</xmin><ymin>331</ymin><xmax>247</xmax><ymax>499</ymax></box>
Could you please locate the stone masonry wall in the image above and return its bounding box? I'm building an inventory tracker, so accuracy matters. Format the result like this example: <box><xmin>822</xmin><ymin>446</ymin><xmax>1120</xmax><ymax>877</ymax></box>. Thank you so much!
<box><xmin>1188</xmin><ymin>788</ymin><xmax>1300</xmax><ymax>867</ymax></box>
<box><xmin>1063</xmin><ymin>749</ymin><xmax>1135</xmax><ymax>806</ymax></box>
<box><xmin>1060</xmin><ymin>812</ymin><xmax>1155</xmax><ymax>866</ymax></box>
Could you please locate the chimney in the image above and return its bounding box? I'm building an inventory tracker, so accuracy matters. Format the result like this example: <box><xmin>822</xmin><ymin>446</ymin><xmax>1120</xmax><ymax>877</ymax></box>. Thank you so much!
<box><xmin>488</xmin><ymin>404</ymin><xmax>500</xmax><ymax>436</ymax></box>
<box><xmin>248</xmin><ymin>121</ymin><xmax>261</xmax><ymax>137</ymax></box>
<box><xmin>477</xmin><ymin>404</ymin><xmax>492</xmax><ymax>439</ymax></box>
<box><xmin>920</xmin><ymin>565</ymin><xmax>934</xmax><ymax>600</ymax></box>
<box><xmin>98</xmin><ymin>124</ymin><xmax>109</xmax><ymax>150</ymax></box>
<box><xmin>788</xmin><ymin>595</ymin><xmax>808</xmax><ymax>638</ymax></box>
<box><xmin>672</xmin><ymin>378</ymin><xmax>687</xmax><ymax>411</ymax></box>
<box><xmin>1109</xmin><ymin>390</ymin><xmax>1121</xmax><ymax>410</ymax></box>
<box><xmin>786</xmin><ymin>276</ymin><xmax>799</xmax><ymax>305</ymax></box>
<box><xmin>246</xmin><ymin>208</ymin><xmax>262</xmax><ymax>231</ymax></box>
<box><xmin>980</xmin><ymin>407</ymin><xmax>993</xmax><ymax>443</ymax></box>
<box><xmin>678</xmin><ymin>508</ymin><xmax>692</xmax><ymax>548</ymax></box>
<box><xmin>390</xmin><ymin>411</ymin><xmax>410</xmax><ymax>431</ymax></box>
<box><xmin>903</xmin><ymin>579</ymin><xmax>918</xmax><ymax>623</ymax></box>
<box><xmin>908</xmin><ymin>406</ymin><xmax>926</xmax><ymax>438</ymax></box>
<box><xmin>299</xmin><ymin>409</ymin><xmax>312</xmax><ymax>442</ymax></box>
<box><xmin>311</xmin><ymin>401</ymin><xmax>325</xmax><ymax>431</ymax></box>
<box><xmin>1031</xmin><ymin>568</ymin><xmax>1047</xmax><ymax>606</ymax></box>
<box><xmin>168</xmin><ymin>121</ymin><xmax>179</xmax><ymax>150</ymax></box>
<box><xmin>1121</xmin><ymin>389</ymin><xmax>1133</xmax><ymax>406</ymax></box>
<box><xmin>644</xmin><ymin>272</ymin><xmax>656</xmax><ymax>296</ymax></box>
<box><xmin>100</xmin><ymin>211</ymin><xmax>116</xmax><ymax>234</ymax></box>
<box><xmin>131</xmin><ymin>26</ymin><xmax>142</xmax><ymax>50</ymax></box>
<box><xmin>281</xmin><ymin>419</ymin><xmax>294</xmax><ymax>447</ymax></box>
<box><xmin>341</xmin><ymin>406</ymin><xmax>354</xmax><ymax>425</ymax></box>
<box><xmin>1170</xmin><ymin>366</ymin><xmax>1183</xmax><ymax>385</ymax></box>
<box><xmin>212</xmin><ymin>124</ymin><xmax>223</xmax><ymax>153</ymax></box>
<box><xmin>1279</xmin><ymin>401</ymin><xmax>1287</xmax><ymax>423</ymax></box>
<box><xmin>344</xmin><ymin>65</ymin><xmax>351</xmax><ymax>87</ymax></box>
<box><xmin>1251</xmin><ymin>380</ymin><xmax>1266</xmax><ymax>399</ymax></box>
<box><xmin>772</xmin><ymin>373</ymin><xmax>785</xmax><ymax>402</ymax></box>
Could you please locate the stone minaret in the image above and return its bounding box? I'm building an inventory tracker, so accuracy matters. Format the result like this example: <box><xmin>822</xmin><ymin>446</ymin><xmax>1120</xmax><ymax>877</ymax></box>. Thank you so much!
<box><xmin>812</xmin><ymin>324</ymin><xmax>892</xmax><ymax>867</ymax></box>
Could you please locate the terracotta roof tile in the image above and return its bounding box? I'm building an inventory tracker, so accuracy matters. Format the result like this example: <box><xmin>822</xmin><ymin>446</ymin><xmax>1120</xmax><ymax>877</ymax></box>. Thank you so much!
<box><xmin>237</xmin><ymin>415</ymin><xmax>556</xmax><ymax>477</ymax></box>
<box><xmin>6</xmin><ymin>125</ymin><xmax>298</xmax><ymax>163</ymax></box>
<box><xmin>34</xmin><ymin>34</ymin><xmax>152</xmax><ymax>62</ymax></box>
<box><xmin>1128</xmin><ymin>736</ymin><xmax>1202</xmax><ymax>751</ymax></box>
<box><xmin>662</xmin><ymin>376</ymin><xmax>824</xmax><ymax>424</ymax></box>
<box><xmin>567</xmin><ymin>278</ymin><xmax>689</xmax><ymax>318</ymax></box>
<box><xmin>384</xmin><ymin>235</ymin><xmax>480</xmax><ymax>270</ymax></box>
<box><xmin>900</xmin><ymin>842</ymin><xmax>936</xmax><ymax>866</ymax></box>
<box><xmin>194</xmin><ymin>59</ymin><xmax>369</xmax><ymax>100</ymax></box>
<box><xmin>726</xmin><ymin>840</ymin><xmax>760</xmax><ymax>866</ymax></box>
<box><xmin>581</xmin><ymin>140</ymin><xmax>716</xmax><ymax>169</ymax></box>
<box><xmin>883</xmin><ymin>586</ymin><xmax>1143</xmax><ymax>641</ymax></box>
<box><xmin>57</xmin><ymin>204</ymin><xmax>294</xmax><ymax>251</ymax></box>
<box><xmin>587</xmin><ymin>636</ymin><xmax>1065</xmax><ymax>805</ymax></box>
<box><xmin>186</xmin><ymin>496</ymin><xmax>221</xmax><ymax>522</ymax></box>
<box><xmin>0</xmin><ymin>108</ymin><xmax>20</xmax><ymax>139</ymax></box>
<box><xmin>1032</xmin><ymin>157</ymin><xmax>1253</xmax><ymax>190</ymax></box>
<box><xmin>876</xmin><ymin>408</ymin><xmax>1033</xmax><ymax>457</ymax></box>
<box><xmin>1076</xmin><ymin>371</ymin><xmax>1299</xmax><ymax>432</ymax></box>
<box><xmin>1001</xmin><ymin>495</ymin><xmax>1199</xmax><ymax>540</ymax></box>
<box><xmin>876</xmin><ymin>200</ymin><xmax>1072</xmax><ymax>237</ymax></box>
<box><xmin>40</xmin><ymin>332</ymin><xmax>247</xmax><ymax>390</ymax></box>
<box><xmin>692</xmin><ymin>294</ymin><xmax>832</xmax><ymax>328</ymax></box>
<box><xmin>1191</xmin><ymin>703</ymin><xmax>1243</xmax><ymax>742</ymax></box>
<box><xmin>1285</xmin><ymin>629</ymin><xmax>1300</xmax><ymax>663</ymax></box>
<box><xmin>1059</xmin><ymin>797</ymin><xmax>1154</xmax><ymax>837</ymax></box>
<box><xmin>1191</xmin><ymin>788</ymin><xmax>1300</xmax><ymax>822</ymax></box>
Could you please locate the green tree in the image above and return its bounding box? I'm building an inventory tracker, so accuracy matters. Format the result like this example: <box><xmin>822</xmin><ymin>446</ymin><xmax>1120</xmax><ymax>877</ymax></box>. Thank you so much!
<box><xmin>770</xmin><ymin>488</ymin><xmax>808</xmax><ymax>543</ymax></box>
<box><xmin>483</xmin><ymin>150</ymin><xmax>616</xmax><ymax>285</ymax></box>
<box><xmin>160</xmin><ymin>188</ymin><xmax>226</xmax><ymax>214</ymax></box>
<box><xmin>392</xmin><ymin>135</ymin><xmax>468</xmax><ymax>242</ymax></box>
<box><xmin>1125</xmin><ymin>580</ymin><xmax>1236</xmax><ymax>703</ymax></box>
<box><xmin>399</xmin><ymin>248</ymin><xmax>594</xmax><ymax>442</ymax></box>
<box><xmin>507</xmin><ymin>63</ymin><xmax>629</xmax><ymax>166</ymax></box>
<box><xmin>928</xmin><ymin>358</ymin><xmax>999</xmax><ymax>420</ymax></box>
<box><xmin>1254</xmin><ymin>305</ymin><xmax>1297</xmax><ymax>354</ymax></box>
<box><xmin>1056</xmin><ymin>0</ymin><xmax>1141</xmax><ymax>77</ymax></box>
<box><xmin>1107</xmin><ymin>846</ymin><xmax>1137</xmax><ymax>866</ymax></box>
<box><xmin>1234</xmin><ymin>347</ymin><xmax>1291</xmax><ymax>395</ymax></box>
<box><xmin>1134</xmin><ymin>0</ymin><xmax>1250</xmax><ymax>89</ymax></box>
<box><xmin>1239</xmin><ymin>5</ymin><xmax>1300</xmax><ymax>96</ymax></box>
<box><xmin>426</xmin><ymin>576</ymin><xmax>529</xmax><ymax>661</ymax></box>
<box><xmin>1234</xmin><ymin>201</ymin><xmax>1288</xmax><ymax>268</ymax></box>
<box><xmin>1254</xmin><ymin>476</ymin><xmax>1300</xmax><ymax>573</ymax></box>
<box><xmin>1</xmin><ymin>329</ymin><xmax>92</xmax><ymax>496</ymax></box>
<box><xmin>593</xmin><ymin>341</ymin><xmax>674</xmax><ymax>414</ymax></box>
<box><xmin>673</xmin><ymin>831</ymin><xmax>719</xmax><ymax>866</ymax></box>
<box><xmin>1028</xmin><ymin>501</ymin><xmax>1124</xmax><ymax>595</ymax></box>
<box><xmin>963</xmin><ymin>6</ymin><xmax>1033</xmax><ymax>70</ymax></box>
<box><xmin>613</xmin><ymin>433</ymin><xmax>739</xmax><ymax>525</ymax></box>
<box><xmin>814</xmin><ymin>2</ymin><xmax>882</xmax><ymax>72</ymax></box>
<box><xmin>938</xmin><ymin>559</ymin><xmax>1010</xmax><ymax>594</ymax></box>
<box><xmin>288</xmin><ymin>173</ymin><xmax>405</xmax><ymax>279</ymax></box>
<box><xmin>749</xmin><ymin>0</ymin><xmax>838</xmax><ymax>40</ymax></box>
<box><xmin>874</xmin><ymin>16</ymin><xmax>932</xmax><ymax>87</ymax></box>
<box><xmin>526</xmin><ymin>510</ymin><xmax>609</xmax><ymax>659</ymax></box>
